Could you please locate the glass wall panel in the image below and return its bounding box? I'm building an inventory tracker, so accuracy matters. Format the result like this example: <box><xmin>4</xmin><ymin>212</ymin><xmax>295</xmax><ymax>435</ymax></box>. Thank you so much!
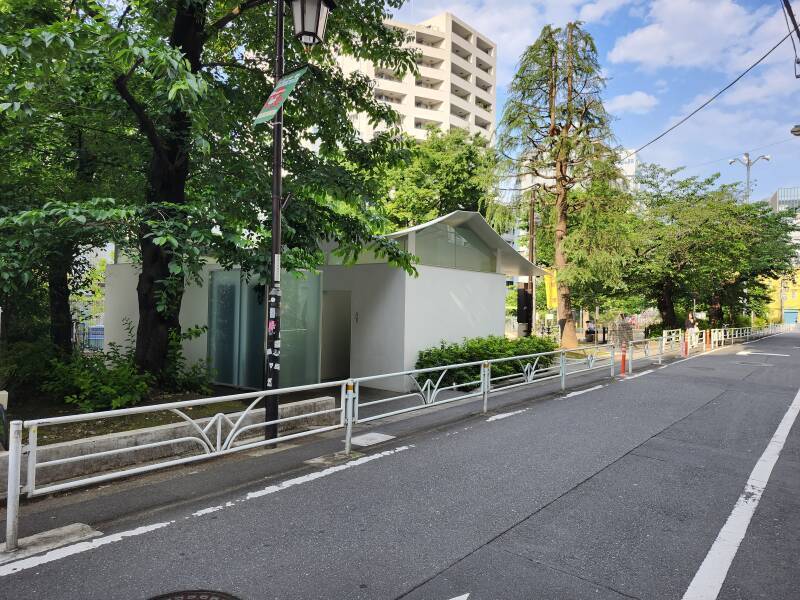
<box><xmin>281</xmin><ymin>272</ymin><xmax>322</xmax><ymax>388</ymax></box>
<box><xmin>207</xmin><ymin>270</ymin><xmax>321</xmax><ymax>389</ymax></box>
<box><xmin>208</xmin><ymin>271</ymin><xmax>241</xmax><ymax>385</ymax></box>
<box><xmin>415</xmin><ymin>223</ymin><xmax>495</xmax><ymax>272</ymax></box>
<box><xmin>415</xmin><ymin>223</ymin><xmax>456</xmax><ymax>268</ymax></box>
<box><xmin>454</xmin><ymin>225</ymin><xmax>495</xmax><ymax>272</ymax></box>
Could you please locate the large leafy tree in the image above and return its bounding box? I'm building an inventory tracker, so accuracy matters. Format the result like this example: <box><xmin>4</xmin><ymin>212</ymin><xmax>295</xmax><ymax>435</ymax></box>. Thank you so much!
<box><xmin>381</xmin><ymin>127</ymin><xmax>499</xmax><ymax>228</ymax></box>
<box><xmin>628</xmin><ymin>164</ymin><xmax>797</xmax><ymax>327</ymax></box>
<box><xmin>0</xmin><ymin>0</ymin><xmax>145</xmax><ymax>353</ymax></box>
<box><xmin>2</xmin><ymin>0</ymin><xmax>416</xmax><ymax>378</ymax></box>
<box><xmin>500</xmin><ymin>22</ymin><xmax>617</xmax><ymax>347</ymax></box>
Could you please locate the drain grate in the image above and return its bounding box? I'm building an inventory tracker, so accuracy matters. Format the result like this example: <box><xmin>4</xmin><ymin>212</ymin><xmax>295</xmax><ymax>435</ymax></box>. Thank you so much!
<box><xmin>148</xmin><ymin>592</ymin><xmax>242</xmax><ymax>600</ymax></box>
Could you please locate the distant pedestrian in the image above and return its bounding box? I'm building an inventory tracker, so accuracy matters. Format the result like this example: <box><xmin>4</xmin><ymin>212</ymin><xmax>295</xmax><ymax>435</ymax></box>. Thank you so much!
<box><xmin>685</xmin><ymin>312</ymin><xmax>697</xmax><ymax>334</ymax></box>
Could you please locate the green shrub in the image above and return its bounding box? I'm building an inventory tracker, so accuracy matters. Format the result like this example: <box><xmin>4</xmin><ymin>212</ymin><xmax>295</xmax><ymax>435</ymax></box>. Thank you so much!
<box><xmin>415</xmin><ymin>335</ymin><xmax>558</xmax><ymax>387</ymax></box>
<box><xmin>160</xmin><ymin>326</ymin><xmax>213</xmax><ymax>394</ymax></box>
<box><xmin>0</xmin><ymin>340</ymin><xmax>59</xmax><ymax>393</ymax></box>
<box><xmin>42</xmin><ymin>343</ymin><xmax>154</xmax><ymax>412</ymax></box>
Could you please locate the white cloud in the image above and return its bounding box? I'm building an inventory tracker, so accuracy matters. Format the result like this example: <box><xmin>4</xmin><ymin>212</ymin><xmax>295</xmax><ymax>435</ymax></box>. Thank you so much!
<box><xmin>606</xmin><ymin>90</ymin><xmax>659</xmax><ymax>114</ymax></box>
<box><xmin>608</xmin><ymin>0</ymin><xmax>790</xmax><ymax>73</ymax></box>
<box><xmin>389</xmin><ymin>1</ymin><xmax>632</xmax><ymax>88</ymax></box>
<box><xmin>579</xmin><ymin>0</ymin><xmax>634</xmax><ymax>22</ymax></box>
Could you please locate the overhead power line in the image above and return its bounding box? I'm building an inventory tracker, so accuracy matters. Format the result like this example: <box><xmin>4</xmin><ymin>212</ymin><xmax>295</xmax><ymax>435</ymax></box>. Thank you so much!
<box><xmin>630</xmin><ymin>21</ymin><xmax>799</xmax><ymax>158</ymax></box>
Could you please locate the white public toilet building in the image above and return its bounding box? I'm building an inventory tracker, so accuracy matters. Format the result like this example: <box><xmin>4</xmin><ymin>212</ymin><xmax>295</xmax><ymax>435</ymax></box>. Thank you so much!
<box><xmin>104</xmin><ymin>211</ymin><xmax>541</xmax><ymax>391</ymax></box>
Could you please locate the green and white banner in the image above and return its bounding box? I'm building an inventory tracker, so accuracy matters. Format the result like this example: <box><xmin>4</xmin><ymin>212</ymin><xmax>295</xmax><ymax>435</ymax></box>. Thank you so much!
<box><xmin>253</xmin><ymin>66</ymin><xmax>308</xmax><ymax>126</ymax></box>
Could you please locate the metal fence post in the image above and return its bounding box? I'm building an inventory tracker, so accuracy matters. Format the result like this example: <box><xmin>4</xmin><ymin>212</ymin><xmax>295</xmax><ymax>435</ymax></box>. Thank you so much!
<box><xmin>658</xmin><ymin>336</ymin><xmax>664</xmax><ymax>365</ymax></box>
<box><xmin>26</xmin><ymin>425</ymin><xmax>37</xmax><ymax>497</ymax></box>
<box><xmin>610</xmin><ymin>343</ymin><xmax>615</xmax><ymax>377</ymax></box>
<box><xmin>5</xmin><ymin>420</ymin><xmax>22</xmax><ymax>552</ymax></box>
<box><xmin>627</xmin><ymin>343</ymin><xmax>633</xmax><ymax>374</ymax></box>
<box><xmin>482</xmin><ymin>361</ymin><xmax>490</xmax><ymax>413</ymax></box>
<box><xmin>344</xmin><ymin>380</ymin><xmax>354</xmax><ymax>456</ymax></box>
<box><xmin>559</xmin><ymin>351</ymin><xmax>566</xmax><ymax>391</ymax></box>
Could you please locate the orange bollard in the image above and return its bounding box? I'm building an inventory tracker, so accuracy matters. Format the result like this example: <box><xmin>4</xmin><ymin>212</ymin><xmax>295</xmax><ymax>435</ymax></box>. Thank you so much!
<box><xmin>620</xmin><ymin>342</ymin><xmax>627</xmax><ymax>376</ymax></box>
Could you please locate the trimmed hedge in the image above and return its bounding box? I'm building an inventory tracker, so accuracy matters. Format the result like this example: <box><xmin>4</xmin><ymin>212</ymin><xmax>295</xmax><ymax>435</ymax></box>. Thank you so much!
<box><xmin>415</xmin><ymin>335</ymin><xmax>558</xmax><ymax>388</ymax></box>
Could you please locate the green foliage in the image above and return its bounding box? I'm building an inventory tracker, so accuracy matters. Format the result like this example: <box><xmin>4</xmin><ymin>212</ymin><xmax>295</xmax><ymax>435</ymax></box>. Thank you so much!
<box><xmin>381</xmin><ymin>128</ymin><xmax>500</xmax><ymax>228</ymax></box>
<box><xmin>42</xmin><ymin>344</ymin><xmax>154</xmax><ymax>412</ymax></box>
<box><xmin>0</xmin><ymin>340</ymin><xmax>59</xmax><ymax>392</ymax></box>
<box><xmin>415</xmin><ymin>335</ymin><xmax>558</xmax><ymax>387</ymax></box>
<box><xmin>161</xmin><ymin>326</ymin><xmax>213</xmax><ymax>395</ymax></box>
<box><xmin>628</xmin><ymin>164</ymin><xmax>798</xmax><ymax>327</ymax></box>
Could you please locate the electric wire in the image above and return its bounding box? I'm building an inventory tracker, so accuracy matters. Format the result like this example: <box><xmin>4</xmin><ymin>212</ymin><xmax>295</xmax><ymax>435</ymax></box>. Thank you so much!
<box><xmin>628</xmin><ymin>22</ymin><xmax>799</xmax><ymax>159</ymax></box>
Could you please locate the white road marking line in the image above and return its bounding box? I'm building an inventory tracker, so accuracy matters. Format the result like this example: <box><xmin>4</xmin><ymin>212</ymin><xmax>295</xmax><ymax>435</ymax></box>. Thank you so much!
<box><xmin>681</xmin><ymin>385</ymin><xmax>800</xmax><ymax>600</ymax></box>
<box><xmin>446</xmin><ymin>595</ymin><xmax>470</xmax><ymax>600</ymax></box>
<box><xmin>0</xmin><ymin>445</ymin><xmax>413</xmax><ymax>578</ymax></box>
<box><xmin>0</xmin><ymin>521</ymin><xmax>173</xmax><ymax>577</ymax></box>
<box><xmin>486</xmin><ymin>408</ymin><xmax>529</xmax><ymax>422</ymax></box>
<box><xmin>0</xmin><ymin>523</ymin><xmax>101</xmax><ymax>564</ymax></box>
<box><xmin>622</xmin><ymin>369</ymin><xmax>654</xmax><ymax>380</ymax></box>
<box><xmin>246</xmin><ymin>445</ymin><xmax>411</xmax><ymax>500</ymax></box>
<box><xmin>350</xmin><ymin>432</ymin><xmax>396</xmax><ymax>447</ymax></box>
<box><xmin>736</xmin><ymin>350</ymin><xmax>789</xmax><ymax>357</ymax></box>
<box><xmin>565</xmin><ymin>384</ymin><xmax>604</xmax><ymax>397</ymax></box>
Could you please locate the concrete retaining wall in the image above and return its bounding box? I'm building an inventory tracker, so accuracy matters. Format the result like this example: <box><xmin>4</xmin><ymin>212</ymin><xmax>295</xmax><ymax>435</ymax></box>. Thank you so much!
<box><xmin>0</xmin><ymin>396</ymin><xmax>336</xmax><ymax>498</ymax></box>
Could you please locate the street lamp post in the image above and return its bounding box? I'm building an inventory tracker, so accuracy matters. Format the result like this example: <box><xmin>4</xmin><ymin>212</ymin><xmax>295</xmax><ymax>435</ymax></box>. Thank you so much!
<box><xmin>265</xmin><ymin>0</ymin><xmax>335</xmax><ymax>441</ymax></box>
<box><xmin>728</xmin><ymin>152</ymin><xmax>770</xmax><ymax>203</ymax></box>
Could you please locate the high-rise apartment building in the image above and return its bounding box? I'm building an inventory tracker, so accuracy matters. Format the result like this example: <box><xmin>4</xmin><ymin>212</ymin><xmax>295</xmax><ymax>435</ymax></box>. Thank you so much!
<box><xmin>338</xmin><ymin>12</ymin><xmax>497</xmax><ymax>141</ymax></box>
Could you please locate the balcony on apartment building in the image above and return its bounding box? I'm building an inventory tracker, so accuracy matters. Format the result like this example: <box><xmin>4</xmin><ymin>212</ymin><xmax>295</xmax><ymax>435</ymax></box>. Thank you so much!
<box><xmin>414</xmin><ymin>116</ymin><xmax>443</xmax><ymax>134</ymax></box>
<box><xmin>374</xmin><ymin>89</ymin><xmax>406</xmax><ymax>106</ymax></box>
<box><xmin>450</xmin><ymin>105</ymin><xmax>471</xmax><ymax>128</ymax></box>
<box><xmin>474</xmin><ymin>97</ymin><xmax>493</xmax><ymax>115</ymax></box>
<box><xmin>474</xmin><ymin>114</ymin><xmax>492</xmax><ymax>132</ymax></box>
<box><xmin>475</xmin><ymin>56</ymin><xmax>493</xmax><ymax>77</ymax></box>
<box><xmin>415</xmin><ymin>53</ymin><xmax>445</xmax><ymax>71</ymax></box>
<box><xmin>475</xmin><ymin>36</ymin><xmax>494</xmax><ymax>57</ymax></box>
<box><xmin>375</xmin><ymin>67</ymin><xmax>404</xmax><ymax>84</ymax></box>
<box><xmin>451</xmin><ymin>64</ymin><xmax>472</xmax><ymax>85</ymax></box>
<box><xmin>414</xmin><ymin>96</ymin><xmax>443</xmax><ymax>119</ymax></box>
<box><xmin>451</xmin><ymin>82</ymin><xmax>471</xmax><ymax>102</ymax></box>
<box><xmin>475</xmin><ymin>76</ymin><xmax>493</xmax><ymax>95</ymax></box>
<box><xmin>416</xmin><ymin>75</ymin><xmax>444</xmax><ymax>92</ymax></box>
<box><xmin>451</xmin><ymin>20</ymin><xmax>473</xmax><ymax>45</ymax></box>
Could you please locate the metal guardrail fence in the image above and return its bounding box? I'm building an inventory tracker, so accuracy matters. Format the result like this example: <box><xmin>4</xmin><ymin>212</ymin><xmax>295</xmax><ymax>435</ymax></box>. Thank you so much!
<box><xmin>3</xmin><ymin>323</ymin><xmax>794</xmax><ymax>551</ymax></box>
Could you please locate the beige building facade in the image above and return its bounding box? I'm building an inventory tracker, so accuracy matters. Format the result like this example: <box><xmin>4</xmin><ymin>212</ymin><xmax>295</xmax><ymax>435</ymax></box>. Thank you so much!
<box><xmin>338</xmin><ymin>12</ymin><xmax>497</xmax><ymax>141</ymax></box>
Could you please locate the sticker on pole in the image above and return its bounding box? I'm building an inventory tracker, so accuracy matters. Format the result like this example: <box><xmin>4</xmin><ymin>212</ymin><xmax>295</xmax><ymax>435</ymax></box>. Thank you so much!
<box><xmin>253</xmin><ymin>66</ymin><xmax>308</xmax><ymax>126</ymax></box>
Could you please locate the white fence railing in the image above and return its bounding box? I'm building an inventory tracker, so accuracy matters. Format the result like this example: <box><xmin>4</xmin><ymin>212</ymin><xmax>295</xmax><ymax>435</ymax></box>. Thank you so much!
<box><xmin>3</xmin><ymin>323</ymin><xmax>794</xmax><ymax>551</ymax></box>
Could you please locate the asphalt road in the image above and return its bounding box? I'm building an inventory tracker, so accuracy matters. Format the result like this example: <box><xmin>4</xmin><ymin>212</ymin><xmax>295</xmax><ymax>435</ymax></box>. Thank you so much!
<box><xmin>1</xmin><ymin>333</ymin><xmax>798</xmax><ymax>600</ymax></box>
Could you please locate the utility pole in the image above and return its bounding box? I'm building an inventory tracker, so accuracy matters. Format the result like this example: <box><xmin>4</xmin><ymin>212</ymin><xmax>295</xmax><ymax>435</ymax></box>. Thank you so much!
<box><xmin>729</xmin><ymin>152</ymin><xmax>770</xmax><ymax>203</ymax></box>
<box><xmin>527</xmin><ymin>188</ymin><xmax>537</xmax><ymax>335</ymax></box>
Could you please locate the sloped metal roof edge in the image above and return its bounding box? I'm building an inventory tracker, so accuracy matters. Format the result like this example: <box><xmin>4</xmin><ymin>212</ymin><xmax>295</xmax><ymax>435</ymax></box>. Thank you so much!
<box><xmin>387</xmin><ymin>210</ymin><xmax>546</xmax><ymax>277</ymax></box>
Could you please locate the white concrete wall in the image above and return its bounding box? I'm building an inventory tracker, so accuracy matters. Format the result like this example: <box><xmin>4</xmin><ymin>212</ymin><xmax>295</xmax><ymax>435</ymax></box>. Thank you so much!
<box><xmin>320</xmin><ymin>264</ymin><xmax>407</xmax><ymax>384</ymax></box>
<box><xmin>403</xmin><ymin>265</ymin><xmax>506</xmax><ymax>371</ymax></box>
<box><xmin>104</xmin><ymin>263</ymin><xmax>212</xmax><ymax>364</ymax></box>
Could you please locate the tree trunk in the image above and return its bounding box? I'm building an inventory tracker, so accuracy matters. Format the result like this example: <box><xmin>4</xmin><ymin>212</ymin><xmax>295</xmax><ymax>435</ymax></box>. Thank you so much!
<box><xmin>132</xmin><ymin>3</ymin><xmax>204</xmax><ymax>378</ymax></box>
<box><xmin>708</xmin><ymin>293</ymin><xmax>723</xmax><ymax>326</ymax></box>
<box><xmin>555</xmin><ymin>24</ymin><xmax>578</xmax><ymax>349</ymax></box>
<box><xmin>47</xmin><ymin>252</ymin><xmax>73</xmax><ymax>355</ymax></box>
<box><xmin>657</xmin><ymin>280</ymin><xmax>678</xmax><ymax>329</ymax></box>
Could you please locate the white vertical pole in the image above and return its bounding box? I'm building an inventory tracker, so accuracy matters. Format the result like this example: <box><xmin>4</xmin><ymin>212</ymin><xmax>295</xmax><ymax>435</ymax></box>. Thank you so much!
<box><xmin>482</xmin><ymin>361</ymin><xmax>490</xmax><ymax>413</ymax></box>
<box><xmin>344</xmin><ymin>380</ymin><xmax>354</xmax><ymax>456</ymax></box>
<box><xmin>5</xmin><ymin>420</ymin><xmax>22</xmax><ymax>552</ymax></box>
<box><xmin>26</xmin><ymin>425</ymin><xmax>37</xmax><ymax>496</ymax></box>
<box><xmin>559</xmin><ymin>351</ymin><xmax>566</xmax><ymax>391</ymax></box>
<box><xmin>658</xmin><ymin>336</ymin><xmax>664</xmax><ymax>365</ymax></box>
<box><xmin>610</xmin><ymin>344</ymin><xmax>615</xmax><ymax>377</ymax></box>
<box><xmin>627</xmin><ymin>343</ymin><xmax>633</xmax><ymax>374</ymax></box>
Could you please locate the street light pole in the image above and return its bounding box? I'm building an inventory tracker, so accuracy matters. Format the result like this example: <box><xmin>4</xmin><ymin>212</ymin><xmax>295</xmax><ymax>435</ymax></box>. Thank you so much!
<box><xmin>728</xmin><ymin>152</ymin><xmax>770</xmax><ymax>203</ymax></box>
<box><xmin>264</xmin><ymin>0</ymin><xmax>335</xmax><ymax>441</ymax></box>
<box><xmin>264</xmin><ymin>0</ymin><xmax>286</xmax><ymax>442</ymax></box>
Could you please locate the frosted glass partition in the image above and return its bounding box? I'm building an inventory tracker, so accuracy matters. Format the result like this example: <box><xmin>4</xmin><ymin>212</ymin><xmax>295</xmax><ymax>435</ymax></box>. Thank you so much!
<box><xmin>415</xmin><ymin>223</ymin><xmax>495</xmax><ymax>272</ymax></box>
<box><xmin>281</xmin><ymin>272</ymin><xmax>322</xmax><ymax>388</ymax></box>
<box><xmin>207</xmin><ymin>269</ymin><xmax>322</xmax><ymax>389</ymax></box>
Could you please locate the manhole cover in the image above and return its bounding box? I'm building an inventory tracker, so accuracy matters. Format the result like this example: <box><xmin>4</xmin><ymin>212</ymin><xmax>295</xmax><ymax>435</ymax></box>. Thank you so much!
<box><xmin>148</xmin><ymin>592</ymin><xmax>242</xmax><ymax>600</ymax></box>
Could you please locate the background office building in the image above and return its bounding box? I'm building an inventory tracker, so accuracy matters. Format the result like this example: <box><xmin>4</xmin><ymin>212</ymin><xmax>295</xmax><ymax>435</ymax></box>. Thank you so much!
<box><xmin>338</xmin><ymin>12</ymin><xmax>497</xmax><ymax>141</ymax></box>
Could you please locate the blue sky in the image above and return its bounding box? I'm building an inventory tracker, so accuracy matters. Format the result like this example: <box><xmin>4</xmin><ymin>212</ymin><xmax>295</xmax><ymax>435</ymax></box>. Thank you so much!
<box><xmin>389</xmin><ymin>0</ymin><xmax>800</xmax><ymax>200</ymax></box>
